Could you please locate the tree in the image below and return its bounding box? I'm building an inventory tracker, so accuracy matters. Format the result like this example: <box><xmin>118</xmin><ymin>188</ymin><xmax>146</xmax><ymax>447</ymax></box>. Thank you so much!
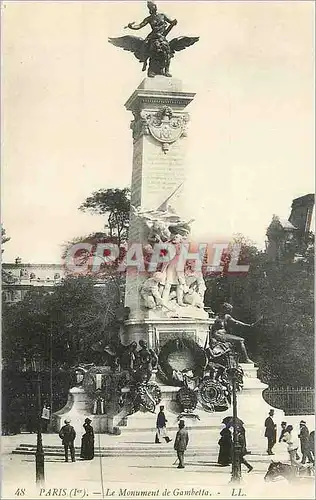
<box><xmin>2</xmin><ymin>276</ymin><xmax>124</xmax><ymax>371</ymax></box>
<box><xmin>1</xmin><ymin>226</ymin><xmax>10</xmax><ymax>252</ymax></box>
<box><xmin>253</xmin><ymin>252</ymin><xmax>314</xmax><ymax>387</ymax></box>
<box><xmin>2</xmin><ymin>289</ymin><xmax>51</xmax><ymax>370</ymax></box>
<box><xmin>204</xmin><ymin>233</ymin><xmax>260</xmax><ymax>316</ymax></box>
<box><xmin>62</xmin><ymin>188</ymin><xmax>130</xmax><ymax>313</ymax></box>
<box><xmin>79</xmin><ymin>188</ymin><xmax>130</xmax><ymax>246</ymax></box>
<box><xmin>48</xmin><ymin>276</ymin><xmax>122</xmax><ymax>366</ymax></box>
<box><xmin>204</xmin><ymin>231</ymin><xmax>314</xmax><ymax>387</ymax></box>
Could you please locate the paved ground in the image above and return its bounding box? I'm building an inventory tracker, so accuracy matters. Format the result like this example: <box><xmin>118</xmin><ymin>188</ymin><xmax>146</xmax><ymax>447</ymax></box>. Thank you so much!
<box><xmin>1</xmin><ymin>433</ymin><xmax>315</xmax><ymax>500</ymax></box>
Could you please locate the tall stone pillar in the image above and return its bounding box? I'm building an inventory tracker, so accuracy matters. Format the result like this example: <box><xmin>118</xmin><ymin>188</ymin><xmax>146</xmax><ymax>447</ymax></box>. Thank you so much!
<box><xmin>122</xmin><ymin>76</ymin><xmax>211</xmax><ymax>350</ymax></box>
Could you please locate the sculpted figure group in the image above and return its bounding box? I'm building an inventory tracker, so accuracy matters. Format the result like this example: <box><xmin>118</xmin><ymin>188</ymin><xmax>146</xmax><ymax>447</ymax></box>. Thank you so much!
<box><xmin>109</xmin><ymin>1</ymin><xmax>199</xmax><ymax>78</ymax></box>
<box><xmin>132</xmin><ymin>198</ymin><xmax>206</xmax><ymax>313</ymax></box>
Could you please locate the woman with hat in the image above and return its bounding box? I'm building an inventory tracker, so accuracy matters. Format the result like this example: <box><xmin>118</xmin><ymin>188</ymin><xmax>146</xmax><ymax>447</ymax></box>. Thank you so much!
<box><xmin>80</xmin><ymin>418</ymin><xmax>94</xmax><ymax>460</ymax></box>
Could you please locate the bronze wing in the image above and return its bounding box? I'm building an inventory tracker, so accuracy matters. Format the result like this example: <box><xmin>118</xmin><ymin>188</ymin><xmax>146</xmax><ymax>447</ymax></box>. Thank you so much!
<box><xmin>108</xmin><ymin>36</ymin><xmax>147</xmax><ymax>62</ymax></box>
<box><xmin>169</xmin><ymin>36</ymin><xmax>200</xmax><ymax>56</ymax></box>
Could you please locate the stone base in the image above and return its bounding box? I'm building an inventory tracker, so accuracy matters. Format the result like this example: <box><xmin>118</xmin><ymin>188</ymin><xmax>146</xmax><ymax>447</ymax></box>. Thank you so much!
<box><xmin>124</xmin><ymin>364</ymin><xmax>284</xmax><ymax>432</ymax></box>
<box><xmin>52</xmin><ymin>387</ymin><xmax>119</xmax><ymax>435</ymax></box>
<box><xmin>53</xmin><ymin>364</ymin><xmax>284</xmax><ymax>444</ymax></box>
<box><xmin>138</xmin><ymin>76</ymin><xmax>183</xmax><ymax>92</ymax></box>
<box><xmin>122</xmin><ymin>316</ymin><xmax>212</xmax><ymax>350</ymax></box>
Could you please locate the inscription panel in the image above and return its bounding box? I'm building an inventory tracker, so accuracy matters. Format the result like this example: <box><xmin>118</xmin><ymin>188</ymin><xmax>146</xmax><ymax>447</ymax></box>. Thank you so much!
<box><xmin>142</xmin><ymin>136</ymin><xmax>186</xmax><ymax>210</ymax></box>
<box><xmin>158</xmin><ymin>329</ymin><xmax>196</xmax><ymax>348</ymax></box>
<box><xmin>131</xmin><ymin>138</ymin><xmax>143</xmax><ymax>206</ymax></box>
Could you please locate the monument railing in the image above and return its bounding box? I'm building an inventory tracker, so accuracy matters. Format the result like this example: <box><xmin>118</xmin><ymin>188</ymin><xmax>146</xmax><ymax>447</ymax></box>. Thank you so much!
<box><xmin>263</xmin><ymin>386</ymin><xmax>314</xmax><ymax>415</ymax></box>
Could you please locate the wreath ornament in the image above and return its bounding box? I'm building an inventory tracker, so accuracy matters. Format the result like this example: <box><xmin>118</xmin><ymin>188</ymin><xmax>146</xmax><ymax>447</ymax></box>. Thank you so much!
<box><xmin>158</xmin><ymin>336</ymin><xmax>207</xmax><ymax>386</ymax></box>
<box><xmin>197</xmin><ymin>377</ymin><xmax>231</xmax><ymax>412</ymax></box>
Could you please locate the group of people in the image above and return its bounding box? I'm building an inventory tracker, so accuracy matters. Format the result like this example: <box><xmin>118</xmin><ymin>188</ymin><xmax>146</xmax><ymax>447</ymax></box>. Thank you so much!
<box><xmin>57</xmin><ymin>406</ymin><xmax>315</xmax><ymax>471</ymax></box>
<box><xmin>217</xmin><ymin>419</ymin><xmax>253</xmax><ymax>472</ymax></box>
<box><xmin>156</xmin><ymin>406</ymin><xmax>253</xmax><ymax>472</ymax></box>
<box><xmin>155</xmin><ymin>406</ymin><xmax>189</xmax><ymax>469</ymax></box>
<box><xmin>58</xmin><ymin>418</ymin><xmax>94</xmax><ymax>463</ymax></box>
<box><xmin>58</xmin><ymin>407</ymin><xmax>190</xmax><ymax>470</ymax></box>
<box><xmin>264</xmin><ymin>408</ymin><xmax>314</xmax><ymax>465</ymax></box>
<box><xmin>156</xmin><ymin>407</ymin><xmax>189</xmax><ymax>469</ymax></box>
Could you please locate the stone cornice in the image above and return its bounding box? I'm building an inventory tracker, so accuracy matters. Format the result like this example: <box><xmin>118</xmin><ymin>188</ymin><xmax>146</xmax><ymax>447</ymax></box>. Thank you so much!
<box><xmin>125</xmin><ymin>89</ymin><xmax>195</xmax><ymax>113</ymax></box>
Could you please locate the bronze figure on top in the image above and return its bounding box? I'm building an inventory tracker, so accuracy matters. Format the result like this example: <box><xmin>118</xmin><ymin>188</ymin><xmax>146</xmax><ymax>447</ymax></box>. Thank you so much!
<box><xmin>108</xmin><ymin>1</ymin><xmax>199</xmax><ymax>78</ymax></box>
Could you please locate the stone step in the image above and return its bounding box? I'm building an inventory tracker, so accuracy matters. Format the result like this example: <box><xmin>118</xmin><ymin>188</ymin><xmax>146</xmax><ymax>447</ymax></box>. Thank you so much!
<box><xmin>12</xmin><ymin>450</ymin><xmax>212</xmax><ymax>457</ymax></box>
<box><xmin>12</xmin><ymin>443</ymin><xmax>262</xmax><ymax>457</ymax></box>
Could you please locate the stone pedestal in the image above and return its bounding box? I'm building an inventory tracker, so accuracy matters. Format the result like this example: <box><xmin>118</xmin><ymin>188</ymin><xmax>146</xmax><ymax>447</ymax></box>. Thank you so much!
<box><xmin>53</xmin><ymin>387</ymin><xmax>92</xmax><ymax>434</ymax></box>
<box><xmin>52</xmin><ymin>387</ymin><xmax>126</xmax><ymax>435</ymax></box>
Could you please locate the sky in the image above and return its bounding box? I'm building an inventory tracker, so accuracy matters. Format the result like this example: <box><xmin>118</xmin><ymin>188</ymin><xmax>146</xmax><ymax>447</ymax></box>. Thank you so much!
<box><xmin>2</xmin><ymin>1</ymin><xmax>314</xmax><ymax>263</ymax></box>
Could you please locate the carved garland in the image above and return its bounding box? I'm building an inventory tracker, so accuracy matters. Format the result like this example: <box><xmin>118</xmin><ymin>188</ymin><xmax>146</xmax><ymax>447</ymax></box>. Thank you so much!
<box><xmin>131</xmin><ymin>106</ymin><xmax>189</xmax><ymax>152</ymax></box>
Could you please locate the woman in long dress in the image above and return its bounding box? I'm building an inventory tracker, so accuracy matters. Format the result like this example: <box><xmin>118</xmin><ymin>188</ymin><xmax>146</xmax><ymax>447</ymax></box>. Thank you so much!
<box><xmin>218</xmin><ymin>425</ymin><xmax>232</xmax><ymax>466</ymax></box>
<box><xmin>80</xmin><ymin>418</ymin><xmax>94</xmax><ymax>460</ymax></box>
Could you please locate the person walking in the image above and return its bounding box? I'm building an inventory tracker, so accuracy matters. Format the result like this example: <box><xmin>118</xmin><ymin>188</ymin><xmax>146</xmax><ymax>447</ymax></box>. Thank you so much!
<box><xmin>279</xmin><ymin>420</ymin><xmax>300</xmax><ymax>459</ymax></box>
<box><xmin>282</xmin><ymin>425</ymin><xmax>300</xmax><ymax>466</ymax></box>
<box><xmin>59</xmin><ymin>419</ymin><xmax>76</xmax><ymax>462</ymax></box>
<box><xmin>217</xmin><ymin>424</ymin><xmax>232</xmax><ymax>466</ymax></box>
<box><xmin>264</xmin><ymin>409</ymin><xmax>277</xmax><ymax>455</ymax></box>
<box><xmin>155</xmin><ymin>406</ymin><xmax>172</xmax><ymax>443</ymax></box>
<box><xmin>238</xmin><ymin>426</ymin><xmax>253</xmax><ymax>473</ymax></box>
<box><xmin>80</xmin><ymin>418</ymin><xmax>94</xmax><ymax>460</ymax></box>
<box><xmin>174</xmin><ymin>420</ymin><xmax>189</xmax><ymax>469</ymax></box>
<box><xmin>298</xmin><ymin>420</ymin><xmax>314</xmax><ymax>465</ymax></box>
<box><xmin>279</xmin><ymin>421</ymin><xmax>287</xmax><ymax>442</ymax></box>
<box><xmin>309</xmin><ymin>431</ymin><xmax>315</xmax><ymax>462</ymax></box>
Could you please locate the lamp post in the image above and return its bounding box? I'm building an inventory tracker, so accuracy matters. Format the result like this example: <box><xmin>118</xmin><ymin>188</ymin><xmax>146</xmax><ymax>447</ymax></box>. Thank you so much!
<box><xmin>34</xmin><ymin>357</ymin><xmax>45</xmax><ymax>484</ymax></box>
<box><xmin>227</xmin><ymin>351</ymin><xmax>242</xmax><ymax>484</ymax></box>
<box><xmin>49</xmin><ymin>322</ymin><xmax>53</xmax><ymax>431</ymax></box>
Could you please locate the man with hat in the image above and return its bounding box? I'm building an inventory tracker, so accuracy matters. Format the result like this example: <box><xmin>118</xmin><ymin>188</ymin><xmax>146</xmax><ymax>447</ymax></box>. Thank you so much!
<box><xmin>298</xmin><ymin>420</ymin><xmax>314</xmax><ymax>465</ymax></box>
<box><xmin>155</xmin><ymin>406</ymin><xmax>172</xmax><ymax>443</ymax></box>
<box><xmin>264</xmin><ymin>409</ymin><xmax>277</xmax><ymax>455</ymax></box>
<box><xmin>174</xmin><ymin>420</ymin><xmax>189</xmax><ymax>469</ymax></box>
<box><xmin>59</xmin><ymin>419</ymin><xmax>76</xmax><ymax>462</ymax></box>
<box><xmin>279</xmin><ymin>421</ymin><xmax>287</xmax><ymax>443</ymax></box>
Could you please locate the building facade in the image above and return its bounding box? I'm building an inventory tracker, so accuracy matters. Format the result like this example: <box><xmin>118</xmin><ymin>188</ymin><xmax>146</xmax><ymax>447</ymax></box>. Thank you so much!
<box><xmin>2</xmin><ymin>259</ymin><xmax>65</xmax><ymax>304</ymax></box>
<box><xmin>266</xmin><ymin>193</ymin><xmax>314</xmax><ymax>261</ymax></box>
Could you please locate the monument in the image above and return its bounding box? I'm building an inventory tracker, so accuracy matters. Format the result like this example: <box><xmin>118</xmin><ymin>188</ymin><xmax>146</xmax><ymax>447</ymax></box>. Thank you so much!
<box><xmin>54</xmin><ymin>1</ymin><xmax>282</xmax><ymax>437</ymax></box>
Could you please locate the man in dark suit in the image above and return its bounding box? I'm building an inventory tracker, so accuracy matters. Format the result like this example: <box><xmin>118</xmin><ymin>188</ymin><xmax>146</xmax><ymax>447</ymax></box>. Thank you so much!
<box><xmin>309</xmin><ymin>431</ymin><xmax>315</xmax><ymax>462</ymax></box>
<box><xmin>174</xmin><ymin>420</ymin><xmax>189</xmax><ymax>469</ymax></box>
<box><xmin>278</xmin><ymin>421</ymin><xmax>287</xmax><ymax>442</ymax></box>
<box><xmin>264</xmin><ymin>409</ymin><xmax>277</xmax><ymax>455</ymax></box>
<box><xmin>298</xmin><ymin>420</ymin><xmax>314</xmax><ymax>465</ymax></box>
<box><xmin>155</xmin><ymin>406</ymin><xmax>172</xmax><ymax>443</ymax></box>
<box><xmin>59</xmin><ymin>419</ymin><xmax>76</xmax><ymax>462</ymax></box>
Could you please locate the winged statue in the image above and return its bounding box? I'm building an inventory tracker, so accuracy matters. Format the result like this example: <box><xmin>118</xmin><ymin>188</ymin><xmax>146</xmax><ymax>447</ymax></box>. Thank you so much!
<box><xmin>108</xmin><ymin>1</ymin><xmax>199</xmax><ymax>78</ymax></box>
